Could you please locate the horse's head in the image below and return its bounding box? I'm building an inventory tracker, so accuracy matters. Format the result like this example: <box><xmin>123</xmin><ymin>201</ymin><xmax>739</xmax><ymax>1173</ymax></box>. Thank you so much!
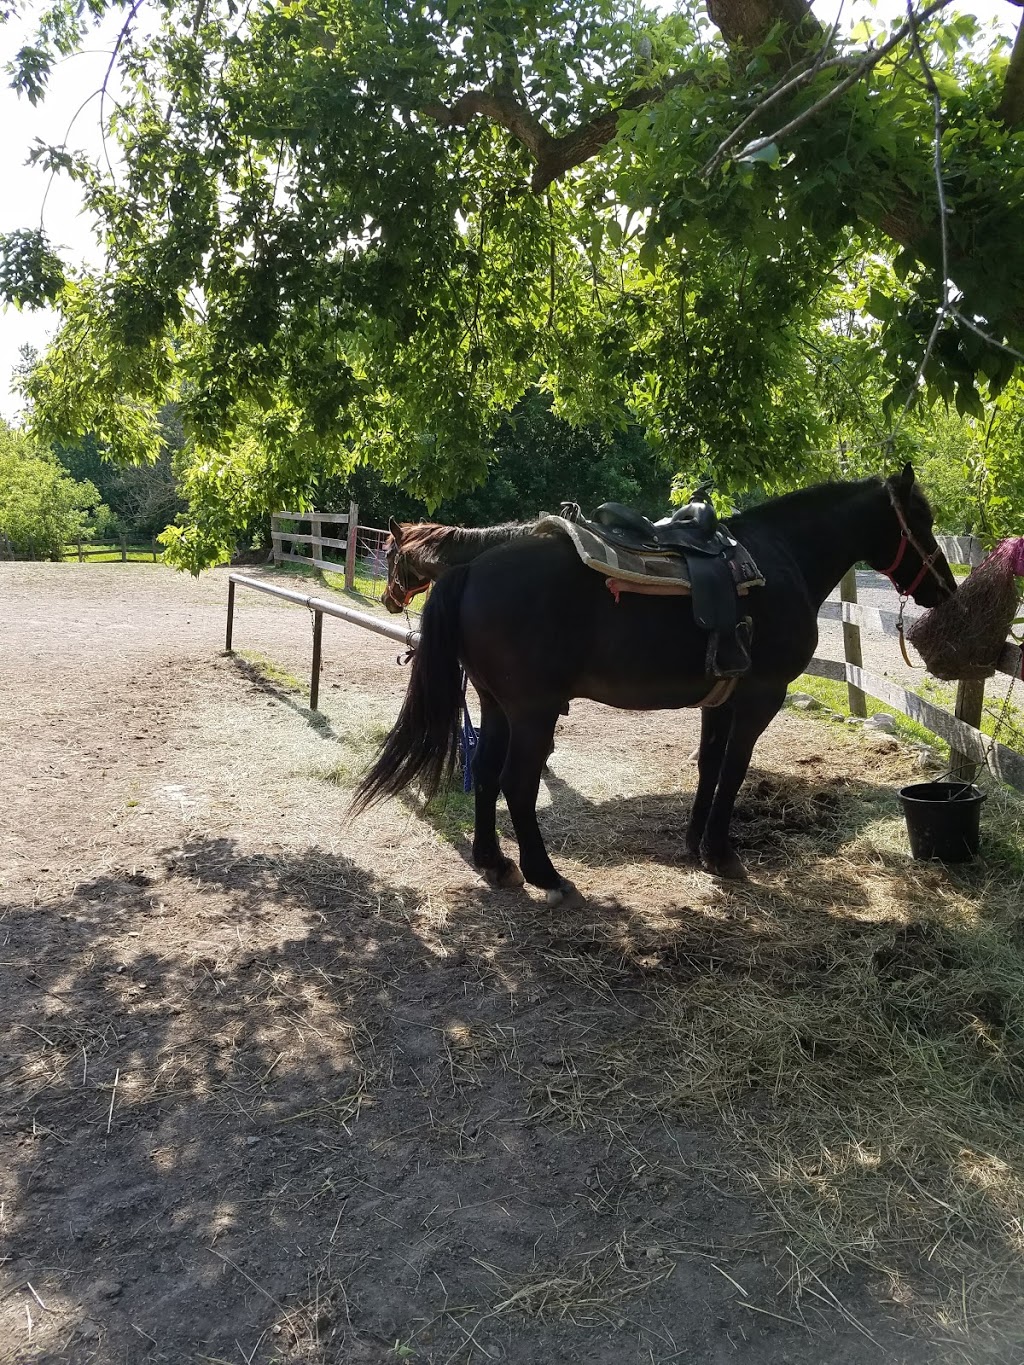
<box><xmin>381</xmin><ymin>518</ymin><xmax>432</xmax><ymax>613</ymax></box>
<box><xmin>871</xmin><ymin>463</ymin><xmax>957</xmax><ymax>608</ymax></box>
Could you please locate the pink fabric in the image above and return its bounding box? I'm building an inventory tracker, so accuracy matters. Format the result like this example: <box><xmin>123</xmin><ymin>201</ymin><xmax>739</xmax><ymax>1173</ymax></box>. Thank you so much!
<box><xmin>1005</xmin><ymin>537</ymin><xmax>1024</xmax><ymax>577</ymax></box>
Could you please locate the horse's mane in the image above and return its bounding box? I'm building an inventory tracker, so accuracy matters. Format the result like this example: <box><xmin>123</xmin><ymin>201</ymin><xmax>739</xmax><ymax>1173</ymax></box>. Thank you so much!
<box><xmin>398</xmin><ymin>520</ymin><xmax>537</xmax><ymax>554</ymax></box>
<box><xmin>735</xmin><ymin>477</ymin><xmax>886</xmax><ymax>527</ymax></box>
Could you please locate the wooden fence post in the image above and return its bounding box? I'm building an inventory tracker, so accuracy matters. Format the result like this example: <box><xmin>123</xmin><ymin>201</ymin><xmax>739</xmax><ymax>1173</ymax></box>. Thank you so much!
<box><xmin>120</xmin><ymin>533</ymin><xmax>127</xmax><ymax>562</ymax></box>
<box><xmin>310</xmin><ymin>510</ymin><xmax>322</xmax><ymax>573</ymax></box>
<box><xmin>152</xmin><ymin>539</ymin><xmax>158</xmax><ymax>562</ymax></box>
<box><xmin>344</xmin><ymin>501</ymin><xmax>359</xmax><ymax>590</ymax></box>
<box><xmin>271</xmin><ymin>514</ymin><xmax>282</xmax><ymax>566</ymax></box>
<box><xmin>225</xmin><ymin>579</ymin><xmax>236</xmax><ymax>652</ymax></box>
<box><xmin>310</xmin><ymin>609</ymin><xmax>323</xmax><ymax>710</ymax></box>
<box><xmin>951</xmin><ymin>678</ymin><xmax>986</xmax><ymax>780</ymax></box>
<box><xmin>77</xmin><ymin>537</ymin><xmax>84</xmax><ymax>563</ymax></box>
<box><xmin>840</xmin><ymin>568</ymin><xmax>867</xmax><ymax>718</ymax></box>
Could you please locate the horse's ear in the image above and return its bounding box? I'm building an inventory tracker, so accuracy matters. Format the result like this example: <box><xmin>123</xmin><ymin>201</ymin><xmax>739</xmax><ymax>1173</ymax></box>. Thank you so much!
<box><xmin>888</xmin><ymin>462</ymin><xmax>915</xmax><ymax>504</ymax></box>
<box><xmin>388</xmin><ymin>517</ymin><xmax>402</xmax><ymax>542</ymax></box>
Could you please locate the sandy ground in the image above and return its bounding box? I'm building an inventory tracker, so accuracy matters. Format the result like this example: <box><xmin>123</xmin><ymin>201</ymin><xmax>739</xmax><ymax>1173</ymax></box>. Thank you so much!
<box><xmin>0</xmin><ymin>561</ymin><xmax>1004</xmax><ymax>1365</ymax></box>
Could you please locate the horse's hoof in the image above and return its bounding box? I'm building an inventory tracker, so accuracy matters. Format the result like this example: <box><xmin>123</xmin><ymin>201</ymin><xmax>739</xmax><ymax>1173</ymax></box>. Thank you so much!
<box><xmin>702</xmin><ymin>849</ymin><xmax>748</xmax><ymax>881</ymax></box>
<box><xmin>544</xmin><ymin>878</ymin><xmax>577</xmax><ymax>906</ymax></box>
<box><xmin>483</xmin><ymin>860</ymin><xmax>525</xmax><ymax>889</ymax></box>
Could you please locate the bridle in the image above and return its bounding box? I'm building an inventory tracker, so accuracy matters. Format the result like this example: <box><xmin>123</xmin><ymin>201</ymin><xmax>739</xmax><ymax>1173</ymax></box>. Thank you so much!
<box><xmin>384</xmin><ymin>542</ymin><xmax>431</xmax><ymax>610</ymax></box>
<box><xmin>881</xmin><ymin>492</ymin><xmax>953</xmax><ymax>601</ymax></box>
<box><xmin>881</xmin><ymin>491</ymin><xmax>954</xmax><ymax>665</ymax></box>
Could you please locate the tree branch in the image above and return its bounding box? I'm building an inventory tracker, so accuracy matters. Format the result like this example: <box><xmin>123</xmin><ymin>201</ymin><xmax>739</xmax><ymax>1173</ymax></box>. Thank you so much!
<box><xmin>996</xmin><ymin>10</ymin><xmax>1024</xmax><ymax>126</ymax></box>
<box><xmin>726</xmin><ymin>0</ymin><xmax>955</xmax><ymax>165</ymax></box>
<box><xmin>425</xmin><ymin>74</ymin><xmax>710</xmax><ymax>193</ymax></box>
<box><xmin>705</xmin><ymin>0</ymin><xmax>821</xmax><ymax>49</ymax></box>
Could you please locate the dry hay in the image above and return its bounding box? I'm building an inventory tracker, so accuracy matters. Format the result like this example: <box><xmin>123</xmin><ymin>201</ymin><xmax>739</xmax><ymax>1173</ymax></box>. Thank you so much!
<box><xmin>504</xmin><ymin>771</ymin><xmax>1024</xmax><ymax>1356</ymax></box>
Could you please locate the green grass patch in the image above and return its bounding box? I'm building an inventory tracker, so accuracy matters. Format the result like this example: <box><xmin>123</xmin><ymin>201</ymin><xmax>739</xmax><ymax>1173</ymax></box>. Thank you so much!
<box><xmin>791</xmin><ymin>674</ymin><xmax>942</xmax><ymax>750</ymax></box>
<box><xmin>261</xmin><ymin>558</ymin><xmax>385</xmax><ymax>606</ymax></box>
<box><xmin>311</xmin><ymin>722</ymin><xmax>392</xmax><ymax>789</ymax></box>
<box><xmin>63</xmin><ymin>542</ymin><xmax>162</xmax><ymax>563</ymax></box>
<box><xmin>792</xmin><ymin>667</ymin><xmax>1024</xmax><ymax>760</ymax></box>
<box><xmin>420</xmin><ymin>785</ymin><xmax>476</xmax><ymax>842</ymax></box>
<box><xmin>237</xmin><ymin>649</ymin><xmax>304</xmax><ymax>693</ymax></box>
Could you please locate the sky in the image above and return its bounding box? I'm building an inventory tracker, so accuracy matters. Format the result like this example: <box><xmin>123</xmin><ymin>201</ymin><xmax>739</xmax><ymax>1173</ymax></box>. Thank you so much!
<box><xmin>0</xmin><ymin>0</ymin><xmax>1019</xmax><ymax>423</ymax></box>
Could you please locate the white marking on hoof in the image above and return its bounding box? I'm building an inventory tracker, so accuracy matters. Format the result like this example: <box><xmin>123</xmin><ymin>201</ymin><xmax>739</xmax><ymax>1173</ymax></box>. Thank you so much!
<box><xmin>544</xmin><ymin>879</ymin><xmax>577</xmax><ymax>906</ymax></box>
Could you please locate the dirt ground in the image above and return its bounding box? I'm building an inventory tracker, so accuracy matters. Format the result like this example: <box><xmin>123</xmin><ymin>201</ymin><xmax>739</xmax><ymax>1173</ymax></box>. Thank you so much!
<box><xmin>0</xmin><ymin>562</ymin><xmax>1019</xmax><ymax>1365</ymax></box>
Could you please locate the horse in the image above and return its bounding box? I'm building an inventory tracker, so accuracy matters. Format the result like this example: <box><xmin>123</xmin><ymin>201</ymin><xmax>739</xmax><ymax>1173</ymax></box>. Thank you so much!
<box><xmin>355</xmin><ymin>467</ymin><xmax>956</xmax><ymax>898</ymax></box>
<box><xmin>380</xmin><ymin>518</ymin><xmax>537</xmax><ymax>613</ymax></box>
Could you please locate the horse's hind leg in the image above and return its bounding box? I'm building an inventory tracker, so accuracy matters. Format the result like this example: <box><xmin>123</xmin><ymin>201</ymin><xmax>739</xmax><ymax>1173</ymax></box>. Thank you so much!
<box><xmin>500</xmin><ymin>708</ymin><xmax>568</xmax><ymax>902</ymax></box>
<box><xmin>701</xmin><ymin>683</ymin><xmax>787</xmax><ymax>879</ymax></box>
<box><xmin>471</xmin><ymin>691</ymin><xmax>524</xmax><ymax>888</ymax></box>
<box><xmin>686</xmin><ymin>702</ymin><xmax>735</xmax><ymax>860</ymax></box>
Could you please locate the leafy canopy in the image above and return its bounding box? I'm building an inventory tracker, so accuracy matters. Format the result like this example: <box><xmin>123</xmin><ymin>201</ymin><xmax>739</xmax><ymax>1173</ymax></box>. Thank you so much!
<box><xmin>3</xmin><ymin>0</ymin><xmax>1024</xmax><ymax>566</ymax></box>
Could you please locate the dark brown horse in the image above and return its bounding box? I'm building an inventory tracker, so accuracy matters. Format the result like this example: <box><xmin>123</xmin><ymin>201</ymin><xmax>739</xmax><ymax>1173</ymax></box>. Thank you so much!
<box><xmin>380</xmin><ymin>518</ymin><xmax>536</xmax><ymax>613</ymax></box>
<box><xmin>357</xmin><ymin>469</ymin><xmax>955</xmax><ymax>899</ymax></box>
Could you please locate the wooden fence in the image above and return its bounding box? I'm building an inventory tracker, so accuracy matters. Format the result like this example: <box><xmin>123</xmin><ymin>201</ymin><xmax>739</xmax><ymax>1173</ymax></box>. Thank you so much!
<box><xmin>272</xmin><ymin>505</ymin><xmax>358</xmax><ymax>588</ymax></box>
<box><xmin>808</xmin><ymin>535</ymin><xmax>1024</xmax><ymax>792</ymax></box>
<box><xmin>235</xmin><ymin>527</ymin><xmax>1024</xmax><ymax>792</ymax></box>
<box><xmin>66</xmin><ymin>536</ymin><xmax>162</xmax><ymax>562</ymax></box>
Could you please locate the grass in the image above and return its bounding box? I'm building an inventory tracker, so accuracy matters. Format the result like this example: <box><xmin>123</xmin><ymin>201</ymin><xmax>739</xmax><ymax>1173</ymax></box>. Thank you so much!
<box><xmin>236</xmin><ymin>649</ymin><xmax>304</xmax><ymax>693</ymax></box>
<box><xmin>790</xmin><ymin>674</ymin><xmax>943</xmax><ymax>750</ymax></box>
<box><xmin>791</xmin><ymin>667</ymin><xmax>1024</xmax><ymax>769</ymax></box>
<box><xmin>266</xmin><ymin>558</ymin><xmax>386</xmax><ymax>605</ymax></box>
<box><xmin>63</xmin><ymin>542</ymin><xmax>162</xmax><ymax>564</ymax></box>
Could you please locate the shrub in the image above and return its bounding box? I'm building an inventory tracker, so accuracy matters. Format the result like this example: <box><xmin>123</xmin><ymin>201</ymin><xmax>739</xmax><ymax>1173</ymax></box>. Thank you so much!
<box><xmin>0</xmin><ymin>422</ymin><xmax>100</xmax><ymax>559</ymax></box>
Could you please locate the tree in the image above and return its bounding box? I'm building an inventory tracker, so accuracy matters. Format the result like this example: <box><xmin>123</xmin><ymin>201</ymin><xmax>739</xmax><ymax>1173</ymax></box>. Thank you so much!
<box><xmin>2</xmin><ymin>0</ymin><xmax>1023</xmax><ymax>568</ymax></box>
<box><xmin>53</xmin><ymin>407</ymin><xmax>186</xmax><ymax>540</ymax></box>
<box><xmin>326</xmin><ymin>391</ymin><xmax>675</xmax><ymax>524</ymax></box>
<box><xmin>0</xmin><ymin>422</ymin><xmax>100</xmax><ymax>558</ymax></box>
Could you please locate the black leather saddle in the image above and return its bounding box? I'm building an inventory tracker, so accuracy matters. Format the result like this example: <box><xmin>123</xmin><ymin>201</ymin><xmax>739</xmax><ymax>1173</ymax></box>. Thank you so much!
<box><xmin>566</xmin><ymin>491</ymin><xmax>755</xmax><ymax>679</ymax></box>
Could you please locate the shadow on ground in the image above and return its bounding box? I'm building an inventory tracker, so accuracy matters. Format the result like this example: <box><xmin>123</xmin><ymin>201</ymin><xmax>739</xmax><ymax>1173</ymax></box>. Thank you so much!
<box><xmin>5</xmin><ymin>811</ymin><xmax>1024</xmax><ymax>1364</ymax></box>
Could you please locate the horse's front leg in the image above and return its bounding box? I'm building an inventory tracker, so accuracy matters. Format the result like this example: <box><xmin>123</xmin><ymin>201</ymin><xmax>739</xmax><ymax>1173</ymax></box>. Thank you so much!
<box><xmin>471</xmin><ymin>691</ymin><xmax>524</xmax><ymax>888</ymax></box>
<box><xmin>700</xmin><ymin>684</ymin><xmax>788</xmax><ymax>879</ymax></box>
<box><xmin>500</xmin><ymin>708</ymin><xmax>569</xmax><ymax>904</ymax></box>
<box><xmin>686</xmin><ymin>703</ymin><xmax>734</xmax><ymax>859</ymax></box>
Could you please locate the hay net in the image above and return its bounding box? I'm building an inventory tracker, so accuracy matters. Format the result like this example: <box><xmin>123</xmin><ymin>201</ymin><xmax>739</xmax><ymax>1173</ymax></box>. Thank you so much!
<box><xmin>906</xmin><ymin>537</ymin><xmax>1024</xmax><ymax>681</ymax></box>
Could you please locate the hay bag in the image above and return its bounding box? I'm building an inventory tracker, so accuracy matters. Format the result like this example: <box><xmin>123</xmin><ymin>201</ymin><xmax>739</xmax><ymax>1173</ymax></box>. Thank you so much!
<box><xmin>907</xmin><ymin>538</ymin><xmax>1024</xmax><ymax>680</ymax></box>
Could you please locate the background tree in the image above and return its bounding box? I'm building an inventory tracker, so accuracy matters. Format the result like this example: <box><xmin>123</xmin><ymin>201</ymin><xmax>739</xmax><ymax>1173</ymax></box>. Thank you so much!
<box><xmin>0</xmin><ymin>421</ymin><xmax>101</xmax><ymax>558</ymax></box>
<box><xmin>52</xmin><ymin>407</ymin><xmax>186</xmax><ymax>542</ymax></box>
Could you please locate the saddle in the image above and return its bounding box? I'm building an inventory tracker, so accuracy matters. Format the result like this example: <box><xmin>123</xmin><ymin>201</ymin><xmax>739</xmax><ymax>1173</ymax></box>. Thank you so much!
<box><xmin>556</xmin><ymin>492</ymin><xmax>760</xmax><ymax>679</ymax></box>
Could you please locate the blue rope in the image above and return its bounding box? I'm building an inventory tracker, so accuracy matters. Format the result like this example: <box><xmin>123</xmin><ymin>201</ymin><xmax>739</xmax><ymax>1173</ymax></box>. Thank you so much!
<box><xmin>459</xmin><ymin>671</ymin><xmax>478</xmax><ymax>792</ymax></box>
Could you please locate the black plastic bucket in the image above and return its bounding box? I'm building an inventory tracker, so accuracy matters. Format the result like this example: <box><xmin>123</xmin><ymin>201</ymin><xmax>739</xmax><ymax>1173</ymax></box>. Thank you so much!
<box><xmin>897</xmin><ymin>781</ymin><xmax>986</xmax><ymax>862</ymax></box>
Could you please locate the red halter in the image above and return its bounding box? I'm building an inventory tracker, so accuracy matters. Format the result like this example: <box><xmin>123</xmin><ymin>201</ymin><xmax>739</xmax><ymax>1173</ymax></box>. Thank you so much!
<box><xmin>881</xmin><ymin>496</ymin><xmax>949</xmax><ymax>600</ymax></box>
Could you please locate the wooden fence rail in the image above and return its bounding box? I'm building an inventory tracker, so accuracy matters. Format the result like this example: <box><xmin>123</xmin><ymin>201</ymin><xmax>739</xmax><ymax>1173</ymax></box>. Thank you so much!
<box><xmin>814</xmin><ymin>533</ymin><xmax>1024</xmax><ymax>792</ymax></box>
<box><xmin>272</xmin><ymin>504</ymin><xmax>359</xmax><ymax>588</ymax></box>
<box><xmin>225</xmin><ymin>573</ymin><xmax>418</xmax><ymax>711</ymax></box>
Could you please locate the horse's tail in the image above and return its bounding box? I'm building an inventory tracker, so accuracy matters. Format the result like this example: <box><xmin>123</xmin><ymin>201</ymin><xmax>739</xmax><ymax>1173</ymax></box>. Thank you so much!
<box><xmin>351</xmin><ymin>565</ymin><xmax>470</xmax><ymax>814</ymax></box>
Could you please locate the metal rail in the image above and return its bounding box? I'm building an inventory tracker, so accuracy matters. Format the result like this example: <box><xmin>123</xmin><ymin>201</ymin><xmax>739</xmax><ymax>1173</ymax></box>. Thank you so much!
<box><xmin>226</xmin><ymin>572</ymin><xmax>419</xmax><ymax>711</ymax></box>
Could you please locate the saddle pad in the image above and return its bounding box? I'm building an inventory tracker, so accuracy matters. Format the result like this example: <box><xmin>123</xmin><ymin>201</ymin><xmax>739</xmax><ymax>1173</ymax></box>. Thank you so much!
<box><xmin>534</xmin><ymin>516</ymin><xmax>764</xmax><ymax>593</ymax></box>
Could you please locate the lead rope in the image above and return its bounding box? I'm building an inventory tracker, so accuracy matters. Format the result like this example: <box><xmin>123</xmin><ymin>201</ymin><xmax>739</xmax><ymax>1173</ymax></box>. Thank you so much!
<box><xmin>460</xmin><ymin>671</ymin><xmax>477</xmax><ymax>792</ymax></box>
<box><xmin>896</xmin><ymin>595</ymin><xmax>917</xmax><ymax>668</ymax></box>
